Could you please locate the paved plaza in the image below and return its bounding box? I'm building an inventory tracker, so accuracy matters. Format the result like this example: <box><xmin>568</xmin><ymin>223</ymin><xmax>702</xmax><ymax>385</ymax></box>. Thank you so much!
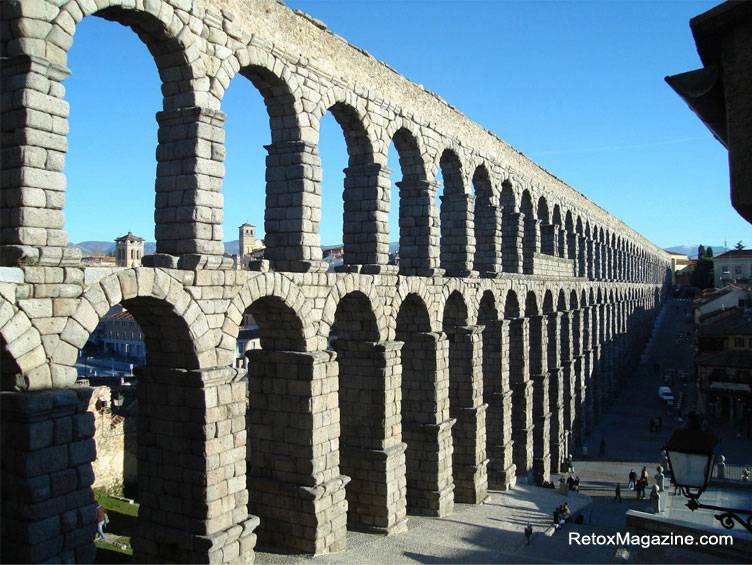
<box><xmin>255</xmin><ymin>299</ymin><xmax>750</xmax><ymax>564</ymax></box>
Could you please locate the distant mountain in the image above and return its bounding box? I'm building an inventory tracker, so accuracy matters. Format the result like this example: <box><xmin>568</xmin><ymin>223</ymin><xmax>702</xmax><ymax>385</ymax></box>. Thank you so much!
<box><xmin>664</xmin><ymin>245</ymin><xmax>728</xmax><ymax>259</ymax></box>
<box><xmin>72</xmin><ymin>241</ymin><xmax>115</xmax><ymax>255</ymax></box>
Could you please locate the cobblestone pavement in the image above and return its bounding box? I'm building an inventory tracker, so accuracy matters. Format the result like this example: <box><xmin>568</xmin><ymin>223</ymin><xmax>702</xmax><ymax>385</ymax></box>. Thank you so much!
<box><xmin>257</xmin><ymin>300</ymin><xmax>745</xmax><ymax>563</ymax></box>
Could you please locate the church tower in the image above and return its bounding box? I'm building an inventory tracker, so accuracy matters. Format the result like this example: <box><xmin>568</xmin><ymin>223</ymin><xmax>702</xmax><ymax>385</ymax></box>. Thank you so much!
<box><xmin>114</xmin><ymin>232</ymin><xmax>145</xmax><ymax>268</ymax></box>
<box><xmin>239</xmin><ymin>223</ymin><xmax>256</xmax><ymax>257</ymax></box>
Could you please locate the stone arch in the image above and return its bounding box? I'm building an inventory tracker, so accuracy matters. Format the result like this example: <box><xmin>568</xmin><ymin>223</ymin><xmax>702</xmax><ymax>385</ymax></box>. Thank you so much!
<box><xmin>500</xmin><ymin>180</ymin><xmax>521</xmax><ymax>274</ymax></box>
<box><xmin>328</xmin><ymin>289</ymin><xmax>404</xmax><ymax>532</ymax></box>
<box><xmin>75</xmin><ymin>268</ymin><xmax>216</xmax><ymax>370</ymax></box>
<box><xmin>320</xmin><ymin>276</ymin><xmax>387</xmax><ymax>342</ymax></box>
<box><xmin>442</xmin><ymin>288</ymin><xmax>487</xmax><ymax>502</ymax></box>
<box><xmin>386</xmin><ymin>121</ymin><xmax>430</xmax><ymax>182</ymax></box>
<box><xmin>552</xmin><ymin>204</ymin><xmax>565</xmax><ymax>258</ymax></box>
<box><xmin>57</xmin><ymin>0</ymin><xmax>206</xmax><ymax>109</ymax></box>
<box><xmin>330</xmin><ymin>290</ymin><xmax>381</xmax><ymax>342</ymax></box>
<box><xmin>396</xmin><ymin>290</ymin><xmax>453</xmax><ymax>516</ymax></box>
<box><xmin>389</xmin><ymin>278</ymin><xmax>437</xmax><ymax>334</ymax></box>
<box><xmin>3</xmin><ymin>0</ymin><xmax>214</xmax><ymax>261</ymax></box>
<box><xmin>478</xmin><ymin>289</ymin><xmax>499</xmax><ymax>324</ymax></box>
<box><xmin>472</xmin><ymin>164</ymin><xmax>499</xmax><ymax>275</ymax></box>
<box><xmin>316</xmin><ymin>93</ymin><xmax>381</xmax><ymax>267</ymax></box>
<box><xmin>221</xmin><ymin>49</ymin><xmax>305</xmax><ymax>143</ymax></box>
<box><xmin>387</xmin><ymin>124</ymin><xmax>435</xmax><ymax>274</ymax></box>
<box><xmin>225</xmin><ymin>273</ymin><xmax>316</xmax><ymax>353</ymax></box>
<box><xmin>442</xmin><ymin>289</ymin><xmax>470</xmax><ymax>327</ymax></box>
<box><xmin>520</xmin><ymin>190</ymin><xmax>537</xmax><ymax>274</ymax></box>
<box><xmin>317</xmin><ymin>94</ymin><xmax>375</xmax><ymax>168</ymax></box>
<box><xmin>0</xmin><ymin>298</ymin><xmax>47</xmax><ymax>391</ymax></box>
<box><xmin>477</xmin><ymin>287</ymin><xmax>512</xmax><ymax>488</ymax></box>
<box><xmin>537</xmin><ymin>196</ymin><xmax>550</xmax><ymax>224</ymax></box>
<box><xmin>525</xmin><ymin>290</ymin><xmax>540</xmax><ymax>317</ymax></box>
<box><xmin>542</xmin><ymin>290</ymin><xmax>554</xmax><ymax>314</ymax></box>
<box><xmin>438</xmin><ymin>282</ymin><xmax>475</xmax><ymax>327</ymax></box>
<box><xmin>504</xmin><ymin>289</ymin><xmax>521</xmax><ymax>319</ymax></box>
<box><xmin>569</xmin><ymin>289</ymin><xmax>579</xmax><ymax>311</ymax></box>
<box><xmin>438</xmin><ymin>149</ymin><xmax>474</xmax><ymax>276</ymax></box>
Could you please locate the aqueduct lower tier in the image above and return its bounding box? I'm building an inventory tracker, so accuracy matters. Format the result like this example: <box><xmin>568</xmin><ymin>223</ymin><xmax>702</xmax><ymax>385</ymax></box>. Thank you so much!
<box><xmin>0</xmin><ymin>267</ymin><xmax>665</xmax><ymax>562</ymax></box>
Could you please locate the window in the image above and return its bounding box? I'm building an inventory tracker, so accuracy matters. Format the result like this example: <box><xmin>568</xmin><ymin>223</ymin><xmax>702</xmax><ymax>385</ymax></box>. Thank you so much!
<box><xmin>734</xmin><ymin>337</ymin><xmax>744</xmax><ymax>348</ymax></box>
<box><xmin>734</xmin><ymin>265</ymin><xmax>742</xmax><ymax>275</ymax></box>
<box><xmin>721</xmin><ymin>265</ymin><xmax>730</xmax><ymax>275</ymax></box>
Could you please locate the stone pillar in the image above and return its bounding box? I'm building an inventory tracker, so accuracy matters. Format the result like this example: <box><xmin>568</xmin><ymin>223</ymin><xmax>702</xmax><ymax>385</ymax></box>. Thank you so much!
<box><xmin>559</xmin><ymin>311</ymin><xmax>575</xmax><ymax>453</ymax></box>
<box><xmin>577</xmin><ymin>236</ymin><xmax>587</xmax><ymax>278</ymax></box>
<box><xmin>540</xmin><ymin>223</ymin><xmax>558</xmax><ymax>256</ymax></box>
<box><xmin>150</xmin><ymin>107</ymin><xmax>232</xmax><ymax>269</ymax></box>
<box><xmin>590</xmin><ymin>306</ymin><xmax>603</xmax><ymax>422</ymax></box>
<box><xmin>586</xmin><ymin>238</ymin><xmax>595</xmax><ymax>279</ymax></box>
<box><xmin>593</xmin><ymin>241</ymin><xmax>602</xmax><ymax>279</ymax></box>
<box><xmin>509</xmin><ymin>318</ymin><xmax>533</xmax><ymax>481</ymax></box>
<box><xmin>547</xmin><ymin>312</ymin><xmax>564</xmax><ymax>474</ymax></box>
<box><xmin>341</xmin><ymin>164</ymin><xmax>392</xmax><ymax>271</ymax></box>
<box><xmin>0</xmin><ymin>53</ymin><xmax>81</xmax><ymax>267</ymax></box>
<box><xmin>474</xmin><ymin>203</ymin><xmax>503</xmax><ymax>277</ymax></box>
<box><xmin>439</xmin><ymin>192</ymin><xmax>477</xmax><ymax>277</ymax></box>
<box><xmin>601</xmin><ymin>304</ymin><xmax>614</xmax><ymax>403</ymax></box>
<box><xmin>263</xmin><ymin>141</ymin><xmax>328</xmax><ymax>273</ymax></box>
<box><xmin>332</xmin><ymin>340</ymin><xmax>407</xmax><ymax>534</ymax></box>
<box><xmin>604</xmin><ymin>244</ymin><xmax>612</xmax><ymax>280</ymax></box>
<box><xmin>399</xmin><ymin>332</ymin><xmax>454</xmax><ymax>517</ymax></box>
<box><xmin>567</xmin><ymin>230</ymin><xmax>577</xmax><ymax>262</ymax></box>
<box><xmin>528</xmin><ymin>315</ymin><xmax>550</xmax><ymax>484</ymax></box>
<box><xmin>522</xmin><ymin>218</ymin><xmax>540</xmax><ymax>274</ymax></box>
<box><xmin>582</xmin><ymin>349</ymin><xmax>595</xmax><ymax>435</ymax></box>
<box><xmin>483</xmin><ymin>320</ymin><xmax>516</xmax><ymax>489</ymax></box>
<box><xmin>501</xmin><ymin>210</ymin><xmax>524</xmax><ymax>274</ymax></box>
<box><xmin>572</xmin><ymin>355</ymin><xmax>587</xmax><ymax>447</ymax></box>
<box><xmin>0</xmin><ymin>388</ymin><xmax>97</xmax><ymax>563</ymax></box>
<box><xmin>445</xmin><ymin>325</ymin><xmax>488</xmax><ymax>504</ymax></box>
<box><xmin>558</xmin><ymin>226</ymin><xmax>568</xmax><ymax>259</ymax></box>
<box><xmin>246</xmin><ymin>350</ymin><xmax>347</xmax><ymax>555</ymax></box>
<box><xmin>133</xmin><ymin>367</ymin><xmax>257</xmax><ymax>563</ymax></box>
<box><xmin>396</xmin><ymin>180</ymin><xmax>441</xmax><ymax>276</ymax></box>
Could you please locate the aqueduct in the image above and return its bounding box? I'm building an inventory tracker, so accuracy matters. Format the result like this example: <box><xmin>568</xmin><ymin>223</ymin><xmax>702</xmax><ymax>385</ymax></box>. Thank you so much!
<box><xmin>0</xmin><ymin>0</ymin><xmax>671</xmax><ymax>562</ymax></box>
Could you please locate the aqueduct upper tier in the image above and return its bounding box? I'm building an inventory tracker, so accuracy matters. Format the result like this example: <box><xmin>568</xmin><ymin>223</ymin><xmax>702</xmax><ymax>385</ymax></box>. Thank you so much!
<box><xmin>1</xmin><ymin>0</ymin><xmax>671</xmax><ymax>562</ymax></box>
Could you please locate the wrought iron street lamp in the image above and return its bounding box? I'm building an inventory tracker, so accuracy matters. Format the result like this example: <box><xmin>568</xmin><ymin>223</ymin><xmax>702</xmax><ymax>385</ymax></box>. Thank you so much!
<box><xmin>664</xmin><ymin>412</ymin><xmax>752</xmax><ymax>533</ymax></box>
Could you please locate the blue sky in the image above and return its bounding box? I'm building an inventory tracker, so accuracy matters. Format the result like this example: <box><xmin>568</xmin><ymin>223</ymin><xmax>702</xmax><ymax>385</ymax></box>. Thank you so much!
<box><xmin>63</xmin><ymin>0</ymin><xmax>750</xmax><ymax>250</ymax></box>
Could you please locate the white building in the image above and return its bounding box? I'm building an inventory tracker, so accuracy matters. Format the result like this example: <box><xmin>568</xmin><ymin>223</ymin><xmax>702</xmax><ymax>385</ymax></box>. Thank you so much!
<box><xmin>714</xmin><ymin>249</ymin><xmax>752</xmax><ymax>287</ymax></box>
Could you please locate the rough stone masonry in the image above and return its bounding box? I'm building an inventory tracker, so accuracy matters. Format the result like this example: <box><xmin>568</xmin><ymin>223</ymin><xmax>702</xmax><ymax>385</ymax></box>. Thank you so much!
<box><xmin>0</xmin><ymin>0</ymin><xmax>671</xmax><ymax>562</ymax></box>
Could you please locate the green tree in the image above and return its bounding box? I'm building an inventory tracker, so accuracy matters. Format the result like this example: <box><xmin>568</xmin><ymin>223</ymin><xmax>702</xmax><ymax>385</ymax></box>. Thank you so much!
<box><xmin>735</xmin><ymin>240</ymin><xmax>746</xmax><ymax>250</ymax></box>
<box><xmin>691</xmin><ymin>244</ymin><xmax>715</xmax><ymax>289</ymax></box>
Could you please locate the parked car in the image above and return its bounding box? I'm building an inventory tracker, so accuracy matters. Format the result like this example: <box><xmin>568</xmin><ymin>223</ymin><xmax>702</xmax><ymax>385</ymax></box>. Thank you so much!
<box><xmin>658</xmin><ymin>386</ymin><xmax>675</xmax><ymax>403</ymax></box>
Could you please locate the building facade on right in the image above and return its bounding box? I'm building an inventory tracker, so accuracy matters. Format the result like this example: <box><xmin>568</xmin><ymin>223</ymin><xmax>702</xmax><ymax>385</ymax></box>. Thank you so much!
<box><xmin>714</xmin><ymin>249</ymin><xmax>752</xmax><ymax>287</ymax></box>
<box><xmin>666</xmin><ymin>1</ymin><xmax>752</xmax><ymax>225</ymax></box>
<box><xmin>695</xmin><ymin>305</ymin><xmax>752</xmax><ymax>425</ymax></box>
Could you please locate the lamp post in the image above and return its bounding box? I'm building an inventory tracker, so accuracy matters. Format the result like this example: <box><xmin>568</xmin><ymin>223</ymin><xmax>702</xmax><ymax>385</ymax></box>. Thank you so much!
<box><xmin>664</xmin><ymin>411</ymin><xmax>752</xmax><ymax>533</ymax></box>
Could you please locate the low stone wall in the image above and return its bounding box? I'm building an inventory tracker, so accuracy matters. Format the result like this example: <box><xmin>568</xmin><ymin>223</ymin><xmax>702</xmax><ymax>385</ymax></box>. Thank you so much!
<box><xmin>534</xmin><ymin>253</ymin><xmax>576</xmax><ymax>278</ymax></box>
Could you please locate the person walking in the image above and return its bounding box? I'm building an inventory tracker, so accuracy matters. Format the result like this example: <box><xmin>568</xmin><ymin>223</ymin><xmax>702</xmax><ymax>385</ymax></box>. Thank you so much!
<box><xmin>628</xmin><ymin>469</ymin><xmax>637</xmax><ymax>490</ymax></box>
<box><xmin>95</xmin><ymin>503</ymin><xmax>108</xmax><ymax>542</ymax></box>
<box><xmin>613</xmin><ymin>482</ymin><xmax>622</xmax><ymax>503</ymax></box>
